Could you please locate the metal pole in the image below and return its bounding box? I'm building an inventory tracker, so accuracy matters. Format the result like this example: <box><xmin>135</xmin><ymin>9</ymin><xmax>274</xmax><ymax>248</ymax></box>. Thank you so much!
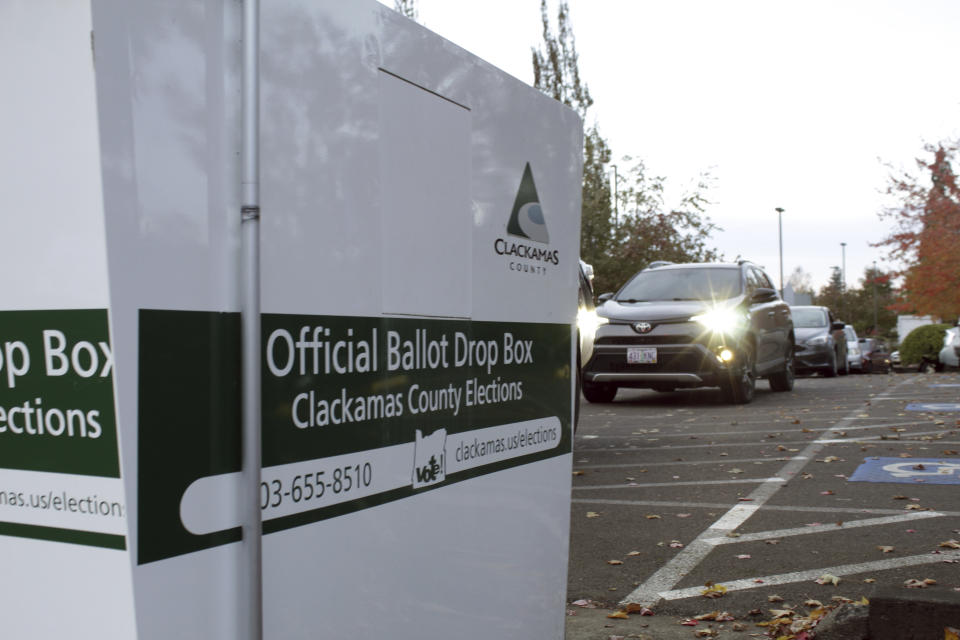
<box><xmin>840</xmin><ymin>242</ymin><xmax>846</xmax><ymax>292</ymax></box>
<box><xmin>775</xmin><ymin>207</ymin><xmax>784</xmax><ymax>298</ymax></box>
<box><xmin>872</xmin><ymin>260</ymin><xmax>878</xmax><ymax>335</ymax></box>
<box><xmin>611</xmin><ymin>164</ymin><xmax>619</xmax><ymax>229</ymax></box>
<box><xmin>241</xmin><ymin>0</ymin><xmax>262</xmax><ymax>638</ymax></box>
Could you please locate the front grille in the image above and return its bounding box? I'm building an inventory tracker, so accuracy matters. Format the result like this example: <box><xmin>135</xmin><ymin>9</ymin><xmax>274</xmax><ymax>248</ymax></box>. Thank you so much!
<box><xmin>597</xmin><ymin>335</ymin><xmax>694</xmax><ymax>346</ymax></box>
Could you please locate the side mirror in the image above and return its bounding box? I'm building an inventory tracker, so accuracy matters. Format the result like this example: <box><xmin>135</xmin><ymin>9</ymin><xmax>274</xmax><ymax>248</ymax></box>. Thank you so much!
<box><xmin>597</xmin><ymin>293</ymin><xmax>613</xmax><ymax>304</ymax></box>
<box><xmin>751</xmin><ymin>287</ymin><xmax>777</xmax><ymax>303</ymax></box>
<box><xmin>830</xmin><ymin>321</ymin><xmax>845</xmax><ymax>331</ymax></box>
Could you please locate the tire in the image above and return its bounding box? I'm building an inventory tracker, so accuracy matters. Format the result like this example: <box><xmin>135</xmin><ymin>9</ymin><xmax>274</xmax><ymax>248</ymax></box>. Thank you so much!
<box><xmin>721</xmin><ymin>345</ymin><xmax>756</xmax><ymax>404</ymax></box>
<box><xmin>919</xmin><ymin>359</ymin><xmax>935</xmax><ymax>374</ymax></box>
<box><xmin>582</xmin><ymin>380</ymin><xmax>617</xmax><ymax>403</ymax></box>
<box><xmin>574</xmin><ymin>357</ymin><xmax>581</xmax><ymax>432</ymax></box>
<box><xmin>823</xmin><ymin>350</ymin><xmax>838</xmax><ymax>378</ymax></box>
<box><xmin>769</xmin><ymin>350</ymin><xmax>795</xmax><ymax>392</ymax></box>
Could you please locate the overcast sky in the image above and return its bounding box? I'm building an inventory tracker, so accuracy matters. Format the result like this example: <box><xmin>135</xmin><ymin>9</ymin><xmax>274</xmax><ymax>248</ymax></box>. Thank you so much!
<box><xmin>383</xmin><ymin>0</ymin><xmax>960</xmax><ymax>291</ymax></box>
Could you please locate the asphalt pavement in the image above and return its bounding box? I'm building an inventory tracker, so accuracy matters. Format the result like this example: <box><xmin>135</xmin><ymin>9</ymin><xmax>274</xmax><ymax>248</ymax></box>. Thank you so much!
<box><xmin>566</xmin><ymin>370</ymin><xmax>960</xmax><ymax>639</ymax></box>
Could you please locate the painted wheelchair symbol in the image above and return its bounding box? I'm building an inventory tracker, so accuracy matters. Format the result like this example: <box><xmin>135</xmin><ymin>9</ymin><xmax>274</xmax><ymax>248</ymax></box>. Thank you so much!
<box><xmin>882</xmin><ymin>461</ymin><xmax>960</xmax><ymax>478</ymax></box>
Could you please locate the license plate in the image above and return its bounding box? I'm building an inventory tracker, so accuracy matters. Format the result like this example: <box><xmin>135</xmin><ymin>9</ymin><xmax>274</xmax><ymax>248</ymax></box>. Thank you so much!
<box><xmin>627</xmin><ymin>347</ymin><xmax>657</xmax><ymax>364</ymax></box>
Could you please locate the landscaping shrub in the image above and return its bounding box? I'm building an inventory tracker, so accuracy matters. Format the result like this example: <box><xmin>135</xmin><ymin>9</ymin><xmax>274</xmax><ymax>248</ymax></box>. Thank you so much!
<box><xmin>899</xmin><ymin>323</ymin><xmax>950</xmax><ymax>365</ymax></box>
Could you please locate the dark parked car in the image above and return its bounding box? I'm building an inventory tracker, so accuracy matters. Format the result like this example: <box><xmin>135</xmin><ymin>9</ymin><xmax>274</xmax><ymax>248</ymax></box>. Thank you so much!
<box><xmin>791</xmin><ymin>305</ymin><xmax>848</xmax><ymax>377</ymax></box>
<box><xmin>581</xmin><ymin>261</ymin><xmax>795</xmax><ymax>404</ymax></box>
<box><xmin>858</xmin><ymin>337</ymin><xmax>892</xmax><ymax>373</ymax></box>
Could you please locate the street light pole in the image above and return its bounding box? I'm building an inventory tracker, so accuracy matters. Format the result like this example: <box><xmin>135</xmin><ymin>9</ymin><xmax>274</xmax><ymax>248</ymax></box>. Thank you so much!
<box><xmin>775</xmin><ymin>207</ymin><xmax>784</xmax><ymax>298</ymax></box>
<box><xmin>611</xmin><ymin>164</ymin><xmax>619</xmax><ymax>229</ymax></box>
<box><xmin>840</xmin><ymin>242</ymin><xmax>847</xmax><ymax>292</ymax></box>
<box><xmin>872</xmin><ymin>260</ymin><xmax>878</xmax><ymax>335</ymax></box>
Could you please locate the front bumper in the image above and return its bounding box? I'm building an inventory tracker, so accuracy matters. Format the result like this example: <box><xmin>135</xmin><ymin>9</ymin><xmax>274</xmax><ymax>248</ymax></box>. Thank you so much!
<box><xmin>582</xmin><ymin>322</ymin><xmax>741</xmax><ymax>389</ymax></box>
<box><xmin>793</xmin><ymin>344</ymin><xmax>833</xmax><ymax>372</ymax></box>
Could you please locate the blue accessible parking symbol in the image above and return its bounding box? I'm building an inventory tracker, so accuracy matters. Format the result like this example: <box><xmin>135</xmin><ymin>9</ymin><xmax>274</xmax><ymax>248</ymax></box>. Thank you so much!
<box><xmin>850</xmin><ymin>457</ymin><xmax>960</xmax><ymax>485</ymax></box>
<box><xmin>905</xmin><ymin>402</ymin><xmax>960</xmax><ymax>412</ymax></box>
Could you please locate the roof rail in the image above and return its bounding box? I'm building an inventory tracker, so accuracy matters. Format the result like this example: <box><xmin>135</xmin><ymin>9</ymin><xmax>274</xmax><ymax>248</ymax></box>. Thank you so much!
<box><xmin>645</xmin><ymin>260</ymin><xmax>673</xmax><ymax>270</ymax></box>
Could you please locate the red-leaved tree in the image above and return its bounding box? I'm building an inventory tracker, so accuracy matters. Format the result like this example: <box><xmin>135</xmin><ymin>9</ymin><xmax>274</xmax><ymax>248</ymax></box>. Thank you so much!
<box><xmin>875</xmin><ymin>142</ymin><xmax>960</xmax><ymax>321</ymax></box>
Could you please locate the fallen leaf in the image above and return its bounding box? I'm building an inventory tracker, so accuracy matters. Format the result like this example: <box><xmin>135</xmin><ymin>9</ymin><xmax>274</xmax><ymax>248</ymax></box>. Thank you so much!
<box><xmin>821</xmin><ymin>456</ymin><xmax>841</xmax><ymax>463</ymax></box>
<box><xmin>765</xmin><ymin>539</ymin><xmax>781</xmax><ymax>545</ymax></box>
<box><xmin>623</xmin><ymin>603</ymin><xmax>654</xmax><ymax>615</ymax></box>
<box><xmin>645</xmin><ymin>514</ymin><xmax>661</xmax><ymax>520</ymax></box>
<box><xmin>821</xmin><ymin>490</ymin><xmax>835</xmax><ymax>495</ymax></box>
<box><xmin>572</xmin><ymin>470</ymin><xmax>585</xmax><ymax>476</ymax></box>
<box><xmin>606</xmin><ymin>610</ymin><xmax>628</xmax><ymax>619</ymax></box>
<box><xmin>877</xmin><ymin>546</ymin><xmax>895</xmax><ymax>553</ymax></box>
<box><xmin>680</xmin><ymin>618</ymin><xmax>699</xmax><ymax>626</ymax></box>
<box><xmin>677</xmin><ymin>513</ymin><xmax>692</xmax><ymax>518</ymax></box>
<box><xmin>768</xmin><ymin>595</ymin><xmax>784</xmax><ymax>603</ymax></box>
<box><xmin>728</xmin><ymin>468</ymin><xmax>744</xmax><ymax>474</ymax></box>
<box><xmin>863</xmin><ymin>578</ymin><xmax>876</xmax><ymax>584</ymax></box>
<box><xmin>626</xmin><ymin>550</ymin><xmax>641</xmax><ymax>556</ymax></box>
<box><xmin>904</xmin><ymin>578</ymin><xmax>937</xmax><ymax>588</ymax></box>
<box><xmin>804</xmin><ymin>599</ymin><xmax>822</xmax><ymax>607</ymax></box>
<box><xmin>693</xmin><ymin>630</ymin><xmax>717</xmax><ymax>638</ymax></box>
<box><xmin>669</xmin><ymin>540</ymin><xmax>684</xmax><ymax>548</ymax></box>
<box><xmin>940</xmin><ymin>540</ymin><xmax>960</xmax><ymax>549</ymax></box>
<box><xmin>571</xmin><ymin>599</ymin><xmax>592</xmax><ymax>607</ymax></box>
<box><xmin>606</xmin><ymin>560</ymin><xmax>623</xmax><ymax>565</ymax></box>
<box><xmin>586</xmin><ymin>512</ymin><xmax>600</xmax><ymax>518</ymax></box>
<box><xmin>701</xmin><ymin>584</ymin><xmax>727</xmax><ymax>598</ymax></box>
<box><xmin>736</xmin><ymin>554</ymin><xmax>751</xmax><ymax>559</ymax></box>
<box><xmin>816</xmin><ymin>573</ymin><xmax>840</xmax><ymax>586</ymax></box>
<box><xmin>769</xmin><ymin>609</ymin><xmax>795</xmax><ymax>618</ymax></box>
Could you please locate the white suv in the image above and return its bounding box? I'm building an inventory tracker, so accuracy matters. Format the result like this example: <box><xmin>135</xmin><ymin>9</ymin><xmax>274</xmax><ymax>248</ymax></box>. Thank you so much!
<box><xmin>844</xmin><ymin>325</ymin><xmax>861</xmax><ymax>372</ymax></box>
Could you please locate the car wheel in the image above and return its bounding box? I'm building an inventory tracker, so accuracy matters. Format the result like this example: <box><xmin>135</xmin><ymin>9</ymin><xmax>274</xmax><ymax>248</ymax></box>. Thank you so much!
<box><xmin>918</xmin><ymin>359</ymin><xmax>935</xmax><ymax>374</ymax></box>
<box><xmin>823</xmin><ymin>351</ymin><xmax>838</xmax><ymax>378</ymax></box>
<box><xmin>769</xmin><ymin>348</ymin><xmax>795</xmax><ymax>392</ymax></box>
<box><xmin>721</xmin><ymin>345</ymin><xmax>756</xmax><ymax>404</ymax></box>
<box><xmin>582</xmin><ymin>380</ymin><xmax>617</xmax><ymax>403</ymax></box>
<box><xmin>574</xmin><ymin>352</ymin><xmax>581</xmax><ymax>432</ymax></box>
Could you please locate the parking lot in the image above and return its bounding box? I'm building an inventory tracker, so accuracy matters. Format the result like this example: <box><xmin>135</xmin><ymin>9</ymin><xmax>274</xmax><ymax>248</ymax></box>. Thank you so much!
<box><xmin>568</xmin><ymin>372</ymin><xmax>960</xmax><ymax>629</ymax></box>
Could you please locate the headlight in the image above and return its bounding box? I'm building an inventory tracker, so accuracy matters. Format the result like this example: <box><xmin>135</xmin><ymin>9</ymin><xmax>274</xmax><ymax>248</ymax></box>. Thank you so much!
<box><xmin>806</xmin><ymin>335</ymin><xmax>829</xmax><ymax>346</ymax></box>
<box><xmin>690</xmin><ymin>307</ymin><xmax>745</xmax><ymax>334</ymax></box>
<box><xmin>849</xmin><ymin>346</ymin><xmax>861</xmax><ymax>356</ymax></box>
<box><xmin>577</xmin><ymin>308</ymin><xmax>608</xmax><ymax>337</ymax></box>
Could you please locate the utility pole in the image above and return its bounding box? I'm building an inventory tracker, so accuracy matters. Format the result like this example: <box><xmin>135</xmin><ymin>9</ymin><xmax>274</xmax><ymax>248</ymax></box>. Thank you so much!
<box><xmin>611</xmin><ymin>164</ymin><xmax>619</xmax><ymax>229</ymax></box>
<box><xmin>775</xmin><ymin>207</ymin><xmax>784</xmax><ymax>298</ymax></box>
<box><xmin>872</xmin><ymin>260</ymin><xmax>879</xmax><ymax>335</ymax></box>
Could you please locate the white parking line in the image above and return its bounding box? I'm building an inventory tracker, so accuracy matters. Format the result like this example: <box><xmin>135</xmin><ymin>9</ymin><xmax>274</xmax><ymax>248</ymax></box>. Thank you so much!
<box><xmin>573</xmin><ymin>457</ymin><xmax>806</xmax><ymax>469</ymax></box>
<box><xmin>658</xmin><ymin>549</ymin><xmax>960</xmax><ymax>601</ymax></box>
<box><xmin>618</xmin><ymin>378</ymin><xmax>917</xmax><ymax>608</ymax></box>
<box><xmin>575</xmin><ymin>421</ymin><xmax>927</xmax><ymax>440</ymax></box>
<box><xmin>570</xmin><ymin>497</ymin><xmax>960</xmax><ymax>517</ymax></box>
<box><xmin>701</xmin><ymin>512</ymin><xmax>945</xmax><ymax>545</ymax></box>
<box><xmin>572</xmin><ymin>478</ymin><xmax>784</xmax><ymax>490</ymax></box>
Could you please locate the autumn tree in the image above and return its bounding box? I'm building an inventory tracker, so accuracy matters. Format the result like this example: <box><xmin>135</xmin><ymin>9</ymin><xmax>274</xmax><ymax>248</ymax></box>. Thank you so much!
<box><xmin>600</xmin><ymin>158</ymin><xmax>721</xmax><ymax>291</ymax></box>
<box><xmin>531</xmin><ymin>0</ymin><xmax>719</xmax><ymax>295</ymax></box>
<box><xmin>875</xmin><ymin>142</ymin><xmax>960</xmax><ymax>321</ymax></box>
<box><xmin>815</xmin><ymin>266</ymin><xmax>847</xmax><ymax>320</ymax></box>
<box><xmin>532</xmin><ymin>0</ymin><xmax>616</xmax><ymax>290</ymax></box>
<box><xmin>393</xmin><ymin>0</ymin><xmax>418</xmax><ymax>20</ymax></box>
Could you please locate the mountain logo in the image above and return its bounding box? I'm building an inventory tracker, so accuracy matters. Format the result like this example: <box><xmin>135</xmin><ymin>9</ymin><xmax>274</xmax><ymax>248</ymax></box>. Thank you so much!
<box><xmin>506</xmin><ymin>163</ymin><xmax>550</xmax><ymax>244</ymax></box>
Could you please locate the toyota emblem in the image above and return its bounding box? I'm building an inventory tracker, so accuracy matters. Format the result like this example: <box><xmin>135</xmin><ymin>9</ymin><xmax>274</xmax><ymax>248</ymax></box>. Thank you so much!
<box><xmin>633</xmin><ymin>322</ymin><xmax>653</xmax><ymax>334</ymax></box>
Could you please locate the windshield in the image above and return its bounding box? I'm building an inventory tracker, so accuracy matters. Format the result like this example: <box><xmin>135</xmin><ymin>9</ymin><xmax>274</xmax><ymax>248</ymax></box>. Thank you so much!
<box><xmin>792</xmin><ymin>308</ymin><xmax>828</xmax><ymax>328</ymax></box>
<box><xmin>616</xmin><ymin>267</ymin><xmax>742</xmax><ymax>303</ymax></box>
<box><xmin>844</xmin><ymin>326</ymin><xmax>857</xmax><ymax>341</ymax></box>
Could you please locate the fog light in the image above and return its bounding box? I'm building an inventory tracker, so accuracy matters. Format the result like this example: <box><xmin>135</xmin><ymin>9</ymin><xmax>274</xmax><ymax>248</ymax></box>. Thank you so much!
<box><xmin>719</xmin><ymin>348</ymin><xmax>734</xmax><ymax>363</ymax></box>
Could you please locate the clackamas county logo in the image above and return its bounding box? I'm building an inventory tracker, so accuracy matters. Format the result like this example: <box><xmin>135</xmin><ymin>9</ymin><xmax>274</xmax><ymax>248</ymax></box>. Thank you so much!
<box><xmin>494</xmin><ymin>162</ymin><xmax>560</xmax><ymax>276</ymax></box>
